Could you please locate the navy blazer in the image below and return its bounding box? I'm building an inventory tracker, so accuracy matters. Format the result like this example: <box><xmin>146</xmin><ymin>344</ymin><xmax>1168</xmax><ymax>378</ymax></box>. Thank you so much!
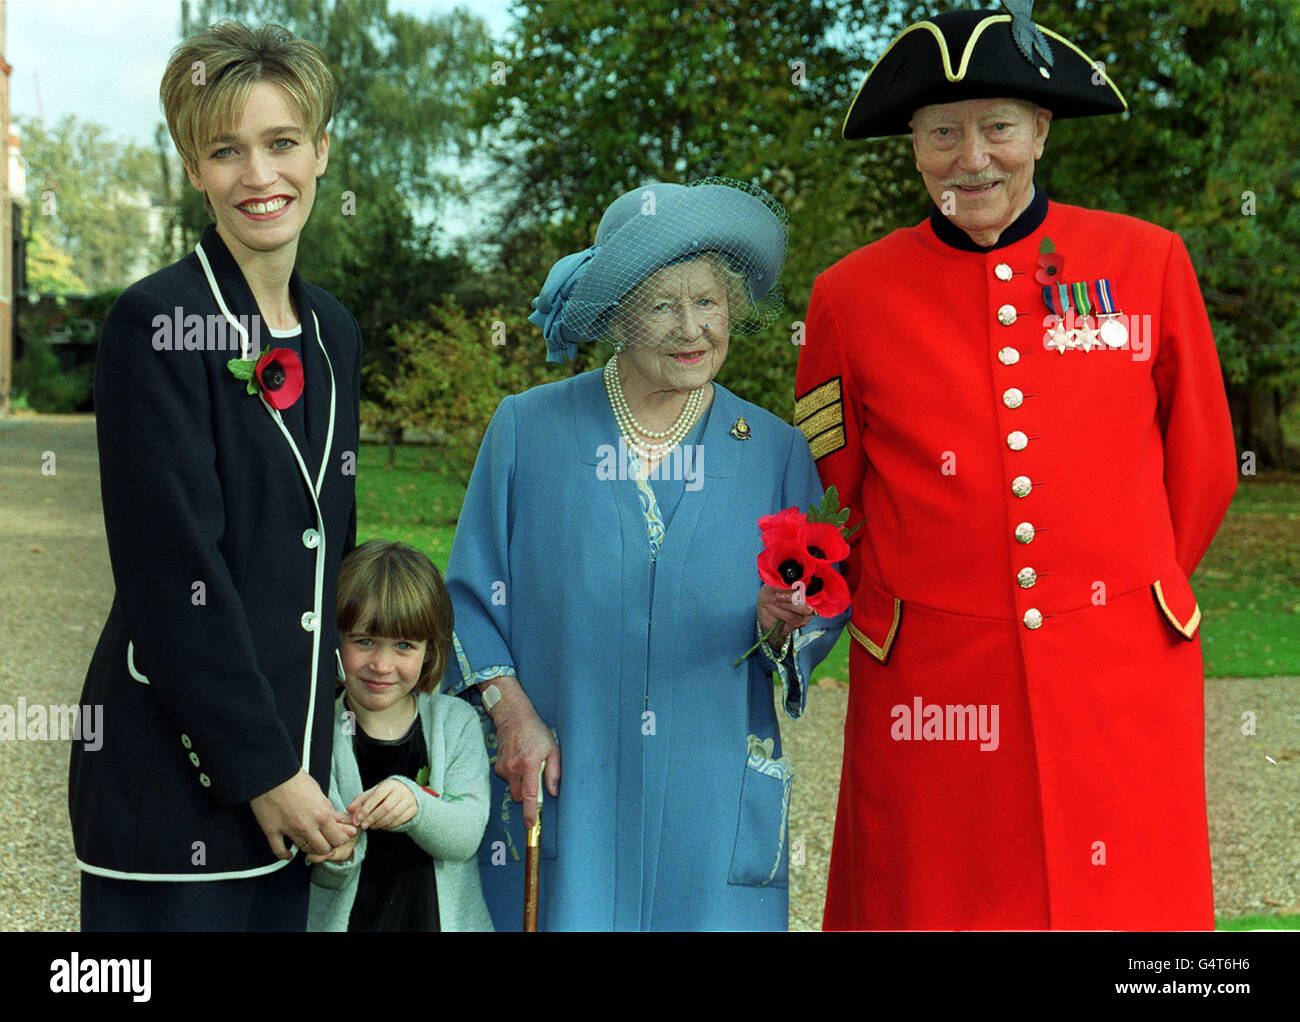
<box><xmin>70</xmin><ymin>224</ymin><xmax>361</xmax><ymax>880</ymax></box>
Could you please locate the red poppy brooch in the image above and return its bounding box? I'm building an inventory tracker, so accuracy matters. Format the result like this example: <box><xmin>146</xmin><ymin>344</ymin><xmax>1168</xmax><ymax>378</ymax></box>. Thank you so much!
<box><xmin>1035</xmin><ymin>237</ymin><xmax>1064</xmax><ymax>286</ymax></box>
<box><xmin>735</xmin><ymin>486</ymin><xmax>859</xmax><ymax>665</ymax></box>
<box><xmin>227</xmin><ymin>348</ymin><xmax>304</xmax><ymax>410</ymax></box>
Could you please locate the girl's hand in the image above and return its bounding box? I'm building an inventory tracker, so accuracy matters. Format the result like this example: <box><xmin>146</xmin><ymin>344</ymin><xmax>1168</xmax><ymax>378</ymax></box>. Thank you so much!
<box><xmin>348</xmin><ymin>778</ymin><xmax>418</xmax><ymax>831</ymax></box>
<box><xmin>306</xmin><ymin>830</ymin><xmax>358</xmax><ymax>865</ymax></box>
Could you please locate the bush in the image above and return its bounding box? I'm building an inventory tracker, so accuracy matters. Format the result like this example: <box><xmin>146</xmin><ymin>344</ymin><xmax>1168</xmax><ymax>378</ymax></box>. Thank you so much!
<box><xmin>11</xmin><ymin>333</ymin><xmax>94</xmax><ymax>412</ymax></box>
<box><xmin>362</xmin><ymin>300</ymin><xmax>570</xmax><ymax>480</ymax></box>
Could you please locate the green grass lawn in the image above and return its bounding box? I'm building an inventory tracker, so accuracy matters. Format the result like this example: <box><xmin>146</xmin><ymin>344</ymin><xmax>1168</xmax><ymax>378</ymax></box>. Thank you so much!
<box><xmin>1193</xmin><ymin>471</ymin><xmax>1300</xmax><ymax>677</ymax></box>
<box><xmin>1215</xmin><ymin>913</ymin><xmax>1300</xmax><ymax>931</ymax></box>
<box><xmin>356</xmin><ymin>444</ymin><xmax>1299</xmax><ymax>679</ymax></box>
<box><xmin>355</xmin><ymin>443</ymin><xmax>462</xmax><ymax>570</ymax></box>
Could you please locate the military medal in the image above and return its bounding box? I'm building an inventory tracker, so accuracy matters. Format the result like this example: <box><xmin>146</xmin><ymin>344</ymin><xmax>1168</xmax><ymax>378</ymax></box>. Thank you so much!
<box><xmin>1070</xmin><ymin>281</ymin><xmax>1100</xmax><ymax>350</ymax></box>
<box><xmin>1094</xmin><ymin>278</ymin><xmax>1129</xmax><ymax>348</ymax></box>
<box><xmin>1042</xmin><ymin>283</ymin><xmax>1075</xmax><ymax>352</ymax></box>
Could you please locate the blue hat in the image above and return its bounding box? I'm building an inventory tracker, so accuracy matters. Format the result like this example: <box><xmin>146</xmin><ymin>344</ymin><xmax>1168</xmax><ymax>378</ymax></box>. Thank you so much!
<box><xmin>529</xmin><ymin>177</ymin><xmax>788</xmax><ymax>363</ymax></box>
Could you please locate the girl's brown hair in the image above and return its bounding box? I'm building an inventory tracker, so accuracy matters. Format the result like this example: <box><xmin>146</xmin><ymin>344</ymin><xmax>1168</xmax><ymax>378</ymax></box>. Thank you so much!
<box><xmin>337</xmin><ymin>541</ymin><xmax>454</xmax><ymax>694</ymax></box>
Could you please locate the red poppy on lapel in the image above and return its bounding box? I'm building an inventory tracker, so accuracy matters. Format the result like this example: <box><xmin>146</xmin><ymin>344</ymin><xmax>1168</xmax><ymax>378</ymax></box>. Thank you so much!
<box><xmin>254</xmin><ymin>348</ymin><xmax>305</xmax><ymax>410</ymax></box>
<box><xmin>1035</xmin><ymin>237</ymin><xmax>1064</xmax><ymax>286</ymax></box>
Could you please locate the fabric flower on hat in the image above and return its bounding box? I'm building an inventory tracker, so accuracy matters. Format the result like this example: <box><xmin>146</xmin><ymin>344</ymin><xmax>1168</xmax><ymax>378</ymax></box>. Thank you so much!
<box><xmin>528</xmin><ymin>246</ymin><xmax>600</xmax><ymax>363</ymax></box>
<box><xmin>227</xmin><ymin>347</ymin><xmax>305</xmax><ymax>410</ymax></box>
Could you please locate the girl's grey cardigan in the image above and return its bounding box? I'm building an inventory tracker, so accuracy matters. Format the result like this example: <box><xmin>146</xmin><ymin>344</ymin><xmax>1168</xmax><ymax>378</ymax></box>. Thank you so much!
<box><xmin>308</xmin><ymin>690</ymin><xmax>494</xmax><ymax>931</ymax></box>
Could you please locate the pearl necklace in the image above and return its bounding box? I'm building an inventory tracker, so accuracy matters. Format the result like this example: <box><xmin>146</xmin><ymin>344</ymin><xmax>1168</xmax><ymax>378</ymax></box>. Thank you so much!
<box><xmin>604</xmin><ymin>354</ymin><xmax>704</xmax><ymax>460</ymax></box>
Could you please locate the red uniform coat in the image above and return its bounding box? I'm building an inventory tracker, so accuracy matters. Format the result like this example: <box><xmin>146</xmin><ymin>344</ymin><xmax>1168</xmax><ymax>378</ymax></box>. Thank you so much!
<box><xmin>797</xmin><ymin>196</ymin><xmax>1237</xmax><ymax>930</ymax></box>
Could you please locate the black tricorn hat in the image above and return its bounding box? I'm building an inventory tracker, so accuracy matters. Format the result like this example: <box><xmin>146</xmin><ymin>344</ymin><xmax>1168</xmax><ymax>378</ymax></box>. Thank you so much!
<box><xmin>843</xmin><ymin>1</ymin><xmax>1127</xmax><ymax>140</ymax></box>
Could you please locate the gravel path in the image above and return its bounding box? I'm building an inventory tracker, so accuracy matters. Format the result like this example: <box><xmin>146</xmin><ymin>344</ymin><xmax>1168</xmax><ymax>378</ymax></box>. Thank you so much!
<box><xmin>1</xmin><ymin>415</ymin><xmax>1295</xmax><ymax>931</ymax></box>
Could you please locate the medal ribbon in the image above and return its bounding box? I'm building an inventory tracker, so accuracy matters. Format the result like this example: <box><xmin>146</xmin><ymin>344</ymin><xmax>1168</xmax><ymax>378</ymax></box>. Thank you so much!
<box><xmin>1044</xmin><ymin>282</ymin><xmax>1073</xmax><ymax>319</ymax></box>
<box><xmin>1070</xmin><ymin>281</ymin><xmax>1092</xmax><ymax>319</ymax></box>
<box><xmin>1094</xmin><ymin>278</ymin><xmax>1119</xmax><ymax>316</ymax></box>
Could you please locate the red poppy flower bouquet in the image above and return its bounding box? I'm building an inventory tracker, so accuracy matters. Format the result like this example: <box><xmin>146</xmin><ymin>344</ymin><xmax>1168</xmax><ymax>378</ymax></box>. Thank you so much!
<box><xmin>227</xmin><ymin>348</ymin><xmax>305</xmax><ymax>410</ymax></box>
<box><xmin>735</xmin><ymin>486</ymin><xmax>859</xmax><ymax>666</ymax></box>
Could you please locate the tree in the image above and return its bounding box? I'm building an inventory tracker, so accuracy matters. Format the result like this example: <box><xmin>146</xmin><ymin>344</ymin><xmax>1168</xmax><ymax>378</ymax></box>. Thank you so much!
<box><xmin>362</xmin><ymin>300</ymin><xmax>565</xmax><ymax>475</ymax></box>
<box><xmin>23</xmin><ymin>227</ymin><xmax>86</xmax><ymax>294</ymax></box>
<box><xmin>17</xmin><ymin>115</ymin><xmax>164</xmax><ymax>292</ymax></box>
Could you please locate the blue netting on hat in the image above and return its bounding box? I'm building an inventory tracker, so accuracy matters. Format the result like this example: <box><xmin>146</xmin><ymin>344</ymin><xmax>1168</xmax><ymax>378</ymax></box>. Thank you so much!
<box><xmin>529</xmin><ymin>177</ymin><xmax>789</xmax><ymax>363</ymax></box>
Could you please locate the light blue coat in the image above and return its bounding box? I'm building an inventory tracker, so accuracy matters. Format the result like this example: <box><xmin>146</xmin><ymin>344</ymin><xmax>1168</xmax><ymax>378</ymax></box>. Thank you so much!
<box><xmin>444</xmin><ymin>369</ymin><xmax>844</xmax><ymax>930</ymax></box>
<box><xmin>307</xmin><ymin>691</ymin><xmax>494</xmax><ymax>931</ymax></box>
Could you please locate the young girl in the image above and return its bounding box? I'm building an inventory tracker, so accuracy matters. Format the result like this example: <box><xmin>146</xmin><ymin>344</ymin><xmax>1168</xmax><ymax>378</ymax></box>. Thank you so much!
<box><xmin>308</xmin><ymin>540</ymin><xmax>493</xmax><ymax>931</ymax></box>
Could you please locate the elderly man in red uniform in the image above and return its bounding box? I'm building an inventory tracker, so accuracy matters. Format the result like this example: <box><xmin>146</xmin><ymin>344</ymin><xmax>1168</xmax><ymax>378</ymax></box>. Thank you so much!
<box><xmin>797</xmin><ymin>0</ymin><xmax>1237</xmax><ymax>930</ymax></box>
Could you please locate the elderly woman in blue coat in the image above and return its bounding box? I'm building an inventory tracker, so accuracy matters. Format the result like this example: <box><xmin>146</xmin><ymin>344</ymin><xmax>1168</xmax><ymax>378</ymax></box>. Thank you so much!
<box><xmin>444</xmin><ymin>179</ymin><xmax>844</xmax><ymax>931</ymax></box>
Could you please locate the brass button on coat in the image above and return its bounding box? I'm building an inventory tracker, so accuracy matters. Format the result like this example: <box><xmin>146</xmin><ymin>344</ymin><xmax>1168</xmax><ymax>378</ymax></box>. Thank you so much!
<box><xmin>1015</xmin><ymin>522</ymin><xmax>1036</xmax><ymax>544</ymax></box>
<box><xmin>1007</xmin><ymin>431</ymin><xmax>1028</xmax><ymax>451</ymax></box>
<box><xmin>998</xmin><ymin>347</ymin><xmax>1020</xmax><ymax>365</ymax></box>
<box><xmin>997</xmin><ymin>304</ymin><xmax>1018</xmax><ymax>326</ymax></box>
<box><xmin>1011</xmin><ymin>475</ymin><xmax>1033</xmax><ymax>497</ymax></box>
<box><xmin>995</xmin><ymin>263</ymin><xmax>1013</xmax><ymax>281</ymax></box>
<box><xmin>1003</xmin><ymin>388</ymin><xmax>1024</xmax><ymax>409</ymax></box>
<box><xmin>1017</xmin><ymin>567</ymin><xmax>1038</xmax><ymax>588</ymax></box>
<box><xmin>1023</xmin><ymin>608</ymin><xmax>1043</xmax><ymax>630</ymax></box>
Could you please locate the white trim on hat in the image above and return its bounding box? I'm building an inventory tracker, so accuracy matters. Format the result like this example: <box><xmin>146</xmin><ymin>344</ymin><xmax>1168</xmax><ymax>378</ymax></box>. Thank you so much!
<box><xmin>842</xmin><ymin>13</ymin><xmax>1127</xmax><ymax>138</ymax></box>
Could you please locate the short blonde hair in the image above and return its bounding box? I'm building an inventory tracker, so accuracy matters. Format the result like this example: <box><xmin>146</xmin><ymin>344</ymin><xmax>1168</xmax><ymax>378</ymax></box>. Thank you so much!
<box><xmin>336</xmin><ymin>541</ymin><xmax>454</xmax><ymax>695</ymax></box>
<box><xmin>160</xmin><ymin>20</ymin><xmax>334</xmax><ymax>171</ymax></box>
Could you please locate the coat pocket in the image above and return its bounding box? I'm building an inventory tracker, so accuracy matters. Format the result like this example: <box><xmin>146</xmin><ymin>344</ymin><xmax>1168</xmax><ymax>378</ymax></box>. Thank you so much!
<box><xmin>726</xmin><ymin>735</ymin><xmax>793</xmax><ymax>888</ymax></box>
<box><xmin>847</xmin><ymin>572</ymin><xmax>902</xmax><ymax>664</ymax></box>
<box><xmin>1152</xmin><ymin>572</ymin><xmax>1202</xmax><ymax>640</ymax></box>
<box><xmin>126</xmin><ymin>641</ymin><xmax>151</xmax><ymax>684</ymax></box>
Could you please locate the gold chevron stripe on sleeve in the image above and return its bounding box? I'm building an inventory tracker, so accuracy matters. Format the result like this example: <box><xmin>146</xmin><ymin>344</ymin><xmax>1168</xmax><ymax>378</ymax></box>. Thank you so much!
<box><xmin>806</xmin><ymin>425</ymin><xmax>846</xmax><ymax>461</ymax></box>
<box><xmin>797</xmin><ymin>403</ymin><xmax>842</xmax><ymax>440</ymax></box>
<box><xmin>794</xmin><ymin>377</ymin><xmax>842</xmax><ymax>425</ymax></box>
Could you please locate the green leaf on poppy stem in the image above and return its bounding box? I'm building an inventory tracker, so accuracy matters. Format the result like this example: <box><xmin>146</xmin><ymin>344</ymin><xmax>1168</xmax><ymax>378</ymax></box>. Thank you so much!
<box><xmin>227</xmin><ymin>358</ymin><xmax>256</xmax><ymax>380</ymax></box>
<box><xmin>415</xmin><ymin>766</ymin><xmax>430</xmax><ymax>787</ymax></box>
<box><xmin>245</xmin><ymin>379</ymin><xmax>260</xmax><ymax>396</ymax></box>
<box><xmin>806</xmin><ymin>485</ymin><xmax>839</xmax><ymax>524</ymax></box>
<box><xmin>842</xmin><ymin>519</ymin><xmax>865</xmax><ymax>541</ymax></box>
<box><xmin>1039</xmin><ymin>236</ymin><xmax>1055</xmax><ymax>254</ymax></box>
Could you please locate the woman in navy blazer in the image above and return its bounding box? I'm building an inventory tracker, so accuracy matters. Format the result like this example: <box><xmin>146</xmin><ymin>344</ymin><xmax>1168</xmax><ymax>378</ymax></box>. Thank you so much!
<box><xmin>69</xmin><ymin>21</ymin><xmax>362</xmax><ymax>930</ymax></box>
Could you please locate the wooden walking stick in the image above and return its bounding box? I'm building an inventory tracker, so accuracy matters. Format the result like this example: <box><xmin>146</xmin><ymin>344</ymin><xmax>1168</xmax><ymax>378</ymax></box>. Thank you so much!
<box><xmin>523</xmin><ymin>760</ymin><xmax>545</xmax><ymax>932</ymax></box>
